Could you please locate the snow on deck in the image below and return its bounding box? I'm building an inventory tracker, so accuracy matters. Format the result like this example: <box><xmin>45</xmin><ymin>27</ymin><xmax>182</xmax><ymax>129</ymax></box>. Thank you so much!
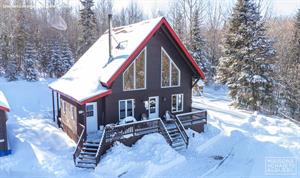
<box><xmin>1</xmin><ymin>79</ymin><xmax>300</xmax><ymax>178</ymax></box>
<box><xmin>0</xmin><ymin>90</ymin><xmax>10</xmax><ymax>111</ymax></box>
<box><xmin>49</xmin><ymin>17</ymin><xmax>163</xmax><ymax>103</ymax></box>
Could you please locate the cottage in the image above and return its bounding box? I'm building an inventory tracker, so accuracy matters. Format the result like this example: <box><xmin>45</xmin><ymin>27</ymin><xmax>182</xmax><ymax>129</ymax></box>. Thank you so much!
<box><xmin>49</xmin><ymin>16</ymin><xmax>207</xmax><ymax>168</ymax></box>
<box><xmin>0</xmin><ymin>91</ymin><xmax>11</xmax><ymax>157</ymax></box>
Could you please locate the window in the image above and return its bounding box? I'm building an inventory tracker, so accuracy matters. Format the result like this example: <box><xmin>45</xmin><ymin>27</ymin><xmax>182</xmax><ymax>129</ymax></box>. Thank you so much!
<box><xmin>161</xmin><ymin>48</ymin><xmax>180</xmax><ymax>87</ymax></box>
<box><xmin>86</xmin><ymin>105</ymin><xmax>94</xmax><ymax>117</ymax></box>
<box><xmin>61</xmin><ymin>100</ymin><xmax>67</xmax><ymax>114</ymax></box>
<box><xmin>123</xmin><ymin>48</ymin><xmax>146</xmax><ymax>91</ymax></box>
<box><xmin>71</xmin><ymin>106</ymin><xmax>76</xmax><ymax>120</ymax></box>
<box><xmin>119</xmin><ymin>99</ymin><xmax>135</xmax><ymax>120</ymax></box>
<box><xmin>171</xmin><ymin>94</ymin><xmax>184</xmax><ymax>112</ymax></box>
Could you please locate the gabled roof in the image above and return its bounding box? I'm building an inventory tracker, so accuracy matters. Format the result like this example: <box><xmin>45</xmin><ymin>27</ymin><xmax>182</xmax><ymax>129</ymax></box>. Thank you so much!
<box><xmin>0</xmin><ymin>91</ymin><xmax>10</xmax><ymax>112</ymax></box>
<box><xmin>49</xmin><ymin>17</ymin><xmax>205</xmax><ymax>105</ymax></box>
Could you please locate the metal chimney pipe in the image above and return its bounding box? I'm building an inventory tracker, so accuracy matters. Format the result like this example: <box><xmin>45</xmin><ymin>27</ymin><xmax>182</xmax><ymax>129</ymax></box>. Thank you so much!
<box><xmin>108</xmin><ymin>14</ymin><xmax>113</xmax><ymax>59</ymax></box>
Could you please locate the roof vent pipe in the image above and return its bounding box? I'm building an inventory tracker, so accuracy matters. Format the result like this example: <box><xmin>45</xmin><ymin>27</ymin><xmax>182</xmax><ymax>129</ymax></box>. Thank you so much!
<box><xmin>108</xmin><ymin>14</ymin><xmax>113</xmax><ymax>60</ymax></box>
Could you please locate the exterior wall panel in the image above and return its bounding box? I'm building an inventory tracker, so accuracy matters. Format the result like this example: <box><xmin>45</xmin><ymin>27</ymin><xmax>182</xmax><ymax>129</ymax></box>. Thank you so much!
<box><xmin>104</xmin><ymin>27</ymin><xmax>193</xmax><ymax>124</ymax></box>
<box><xmin>0</xmin><ymin>110</ymin><xmax>8</xmax><ymax>151</ymax></box>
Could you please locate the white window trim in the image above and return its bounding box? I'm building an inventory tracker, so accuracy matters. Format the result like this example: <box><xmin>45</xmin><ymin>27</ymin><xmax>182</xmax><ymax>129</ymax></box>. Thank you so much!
<box><xmin>118</xmin><ymin>99</ymin><xmax>135</xmax><ymax>121</ymax></box>
<box><xmin>123</xmin><ymin>47</ymin><xmax>147</xmax><ymax>91</ymax></box>
<box><xmin>61</xmin><ymin>100</ymin><xmax>67</xmax><ymax>114</ymax></box>
<box><xmin>161</xmin><ymin>47</ymin><xmax>181</xmax><ymax>88</ymax></box>
<box><xmin>171</xmin><ymin>94</ymin><xmax>184</xmax><ymax>113</ymax></box>
<box><xmin>71</xmin><ymin>105</ymin><xmax>76</xmax><ymax>120</ymax></box>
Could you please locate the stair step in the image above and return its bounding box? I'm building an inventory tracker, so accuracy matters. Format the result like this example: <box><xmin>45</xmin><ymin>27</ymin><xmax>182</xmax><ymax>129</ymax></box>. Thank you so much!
<box><xmin>77</xmin><ymin>159</ymin><xmax>96</xmax><ymax>165</ymax></box>
<box><xmin>80</xmin><ymin>151</ymin><xmax>96</xmax><ymax>156</ymax></box>
<box><xmin>78</xmin><ymin>155</ymin><xmax>96</xmax><ymax>160</ymax></box>
<box><xmin>173</xmin><ymin>138</ymin><xmax>184</xmax><ymax>143</ymax></box>
<box><xmin>172</xmin><ymin>142</ymin><xmax>186</xmax><ymax>148</ymax></box>
<box><xmin>170</xmin><ymin>133</ymin><xmax>180</xmax><ymax>137</ymax></box>
<box><xmin>83</xmin><ymin>143</ymin><xmax>99</xmax><ymax>147</ymax></box>
<box><xmin>76</xmin><ymin>163</ymin><xmax>96</xmax><ymax>169</ymax></box>
<box><xmin>167</xmin><ymin>128</ymin><xmax>178</xmax><ymax>132</ymax></box>
<box><xmin>82</xmin><ymin>147</ymin><xmax>98</xmax><ymax>152</ymax></box>
<box><xmin>86</xmin><ymin>141</ymin><xmax>100</xmax><ymax>145</ymax></box>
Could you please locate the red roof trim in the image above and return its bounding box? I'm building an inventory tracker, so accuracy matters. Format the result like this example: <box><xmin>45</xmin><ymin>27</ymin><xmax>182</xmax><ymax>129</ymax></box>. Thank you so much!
<box><xmin>0</xmin><ymin>105</ymin><xmax>10</xmax><ymax>112</ymax></box>
<box><xmin>79</xmin><ymin>90</ymin><xmax>112</xmax><ymax>105</ymax></box>
<box><xmin>49</xmin><ymin>86</ymin><xmax>112</xmax><ymax>106</ymax></box>
<box><xmin>106</xmin><ymin>17</ymin><xmax>205</xmax><ymax>87</ymax></box>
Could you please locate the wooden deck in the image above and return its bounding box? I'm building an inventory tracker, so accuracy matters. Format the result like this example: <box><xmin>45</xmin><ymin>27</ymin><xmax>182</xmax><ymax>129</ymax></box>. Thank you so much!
<box><xmin>73</xmin><ymin>109</ymin><xmax>207</xmax><ymax>168</ymax></box>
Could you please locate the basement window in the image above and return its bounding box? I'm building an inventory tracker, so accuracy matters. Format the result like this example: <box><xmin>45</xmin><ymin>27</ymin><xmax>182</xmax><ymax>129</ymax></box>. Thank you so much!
<box><xmin>171</xmin><ymin>94</ymin><xmax>183</xmax><ymax>113</ymax></box>
<box><xmin>161</xmin><ymin>47</ymin><xmax>180</xmax><ymax>88</ymax></box>
<box><xmin>123</xmin><ymin>48</ymin><xmax>146</xmax><ymax>91</ymax></box>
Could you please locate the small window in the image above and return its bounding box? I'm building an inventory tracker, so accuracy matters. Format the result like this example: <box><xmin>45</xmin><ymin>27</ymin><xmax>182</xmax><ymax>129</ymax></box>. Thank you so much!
<box><xmin>71</xmin><ymin>106</ymin><xmax>76</xmax><ymax>120</ymax></box>
<box><xmin>63</xmin><ymin>101</ymin><xmax>67</xmax><ymax>114</ymax></box>
<box><xmin>119</xmin><ymin>99</ymin><xmax>135</xmax><ymax>120</ymax></box>
<box><xmin>86</xmin><ymin>105</ymin><xmax>94</xmax><ymax>117</ymax></box>
<box><xmin>171</xmin><ymin>94</ymin><xmax>184</xmax><ymax>112</ymax></box>
<box><xmin>123</xmin><ymin>48</ymin><xmax>146</xmax><ymax>91</ymax></box>
<box><xmin>161</xmin><ymin>48</ymin><xmax>180</xmax><ymax>88</ymax></box>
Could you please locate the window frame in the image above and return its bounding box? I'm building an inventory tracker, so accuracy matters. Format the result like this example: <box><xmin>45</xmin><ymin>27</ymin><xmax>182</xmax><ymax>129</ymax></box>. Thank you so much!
<box><xmin>71</xmin><ymin>105</ymin><xmax>76</xmax><ymax>120</ymax></box>
<box><xmin>171</xmin><ymin>94</ymin><xmax>184</xmax><ymax>113</ymax></box>
<box><xmin>118</xmin><ymin>99</ymin><xmax>135</xmax><ymax>121</ymax></box>
<box><xmin>161</xmin><ymin>47</ymin><xmax>181</xmax><ymax>88</ymax></box>
<box><xmin>123</xmin><ymin>47</ymin><xmax>147</xmax><ymax>91</ymax></box>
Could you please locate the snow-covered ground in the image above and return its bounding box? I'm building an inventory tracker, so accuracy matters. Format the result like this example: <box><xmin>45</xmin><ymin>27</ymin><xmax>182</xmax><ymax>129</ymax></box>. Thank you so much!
<box><xmin>0</xmin><ymin>78</ymin><xmax>299</xmax><ymax>178</ymax></box>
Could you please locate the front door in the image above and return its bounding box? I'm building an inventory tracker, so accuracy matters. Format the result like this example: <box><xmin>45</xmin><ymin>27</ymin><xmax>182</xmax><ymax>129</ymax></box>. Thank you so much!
<box><xmin>148</xmin><ymin>96</ymin><xmax>159</xmax><ymax>118</ymax></box>
<box><xmin>86</xmin><ymin>102</ymin><xmax>98</xmax><ymax>134</ymax></box>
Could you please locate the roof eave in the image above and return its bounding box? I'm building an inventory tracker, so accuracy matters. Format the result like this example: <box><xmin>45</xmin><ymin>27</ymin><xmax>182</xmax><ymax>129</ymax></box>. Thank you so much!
<box><xmin>0</xmin><ymin>106</ymin><xmax>10</xmax><ymax>112</ymax></box>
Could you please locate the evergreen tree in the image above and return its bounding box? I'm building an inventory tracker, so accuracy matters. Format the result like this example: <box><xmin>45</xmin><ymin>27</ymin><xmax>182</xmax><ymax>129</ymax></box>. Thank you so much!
<box><xmin>61</xmin><ymin>39</ymin><xmax>75</xmax><ymax>74</ymax></box>
<box><xmin>14</xmin><ymin>1</ymin><xmax>29</xmax><ymax>73</ymax></box>
<box><xmin>216</xmin><ymin>0</ymin><xmax>276</xmax><ymax>111</ymax></box>
<box><xmin>0</xmin><ymin>34</ymin><xmax>10</xmax><ymax>75</ymax></box>
<box><xmin>23</xmin><ymin>41</ymin><xmax>38</xmax><ymax>81</ymax></box>
<box><xmin>2</xmin><ymin>34</ymin><xmax>16</xmax><ymax>81</ymax></box>
<box><xmin>5</xmin><ymin>59</ymin><xmax>18</xmax><ymax>81</ymax></box>
<box><xmin>283</xmin><ymin>9</ymin><xmax>300</xmax><ymax>120</ymax></box>
<box><xmin>77</xmin><ymin>0</ymin><xmax>98</xmax><ymax>58</ymax></box>
<box><xmin>48</xmin><ymin>41</ymin><xmax>63</xmax><ymax>78</ymax></box>
<box><xmin>190</xmin><ymin>8</ymin><xmax>212</xmax><ymax>81</ymax></box>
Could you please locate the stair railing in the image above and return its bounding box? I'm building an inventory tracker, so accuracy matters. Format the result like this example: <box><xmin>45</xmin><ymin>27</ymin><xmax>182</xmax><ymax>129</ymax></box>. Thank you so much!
<box><xmin>174</xmin><ymin>116</ymin><xmax>189</xmax><ymax>148</ymax></box>
<box><xmin>73</xmin><ymin>123</ymin><xmax>86</xmax><ymax>165</ymax></box>
<box><xmin>158</xmin><ymin>119</ymin><xmax>173</xmax><ymax>146</ymax></box>
<box><xmin>95</xmin><ymin>127</ymin><xmax>107</xmax><ymax>165</ymax></box>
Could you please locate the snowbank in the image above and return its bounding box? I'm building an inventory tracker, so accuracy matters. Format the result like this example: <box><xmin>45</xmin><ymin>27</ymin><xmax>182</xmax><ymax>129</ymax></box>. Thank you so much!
<box><xmin>0</xmin><ymin>78</ymin><xmax>53</xmax><ymax>117</ymax></box>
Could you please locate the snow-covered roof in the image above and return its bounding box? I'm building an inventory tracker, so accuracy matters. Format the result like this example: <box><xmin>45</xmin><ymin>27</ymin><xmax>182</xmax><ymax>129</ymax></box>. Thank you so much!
<box><xmin>49</xmin><ymin>17</ymin><xmax>205</xmax><ymax>105</ymax></box>
<box><xmin>0</xmin><ymin>91</ymin><xmax>10</xmax><ymax>112</ymax></box>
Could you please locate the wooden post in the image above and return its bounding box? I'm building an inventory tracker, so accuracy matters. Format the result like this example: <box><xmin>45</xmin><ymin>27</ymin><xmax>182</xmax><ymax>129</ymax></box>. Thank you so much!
<box><xmin>52</xmin><ymin>90</ymin><xmax>55</xmax><ymax>122</ymax></box>
<box><xmin>56</xmin><ymin>92</ymin><xmax>60</xmax><ymax>128</ymax></box>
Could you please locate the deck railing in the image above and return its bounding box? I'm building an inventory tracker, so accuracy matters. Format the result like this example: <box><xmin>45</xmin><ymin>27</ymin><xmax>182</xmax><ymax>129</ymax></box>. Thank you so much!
<box><xmin>72</xmin><ymin>124</ymin><xmax>86</xmax><ymax>165</ymax></box>
<box><xmin>176</xmin><ymin>108</ymin><xmax>207</xmax><ymax>127</ymax></box>
<box><xmin>104</xmin><ymin>118</ymin><xmax>173</xmax><ymax>145</ymax></box>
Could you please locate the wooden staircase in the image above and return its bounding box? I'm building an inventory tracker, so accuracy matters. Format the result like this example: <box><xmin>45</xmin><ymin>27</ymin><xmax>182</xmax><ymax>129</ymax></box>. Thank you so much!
<box><xmin>167</xmin><ymin>126</ymin><xmax>186</xmax><ymax>151</ymax></box>
<box><xmin>165</xmin><ymin>118</ymin><xmax>189</xmax><ymax>151</ymax></box>
<box><xmin>75</xmin><ymin>140</ymin><xmax>99</xmax><ymax>169</ymax></box>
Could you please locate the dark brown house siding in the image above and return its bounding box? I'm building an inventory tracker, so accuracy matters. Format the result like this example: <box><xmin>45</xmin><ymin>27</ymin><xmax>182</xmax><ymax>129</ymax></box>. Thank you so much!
<box><xmin>0</xmin><ymin>110</ymin><xmax>8</xmax><ymax>151</ymax></box>
<box><xmin>104</xmin><ymin>26</ymin><xmax>193</xmax><ymax>124</ymax></box>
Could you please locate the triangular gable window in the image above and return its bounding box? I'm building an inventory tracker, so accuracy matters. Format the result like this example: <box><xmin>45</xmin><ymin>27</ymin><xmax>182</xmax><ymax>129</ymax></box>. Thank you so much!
<box><xmin>123</xmin><ymin>48</ymin><xmax>146</xmax><ymax>91</ymax></box>
<box><xmin>161</xmin><ymin>47</ymin><xmax>180</xmax><ymax>87</ymax></box>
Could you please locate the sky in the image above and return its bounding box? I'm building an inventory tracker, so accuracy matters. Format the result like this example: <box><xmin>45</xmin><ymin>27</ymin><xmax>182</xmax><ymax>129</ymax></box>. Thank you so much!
<box><xmin>113</xmin><ymin>0</ymin><xmax>300</xmax><ymax>17</ymax></box>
